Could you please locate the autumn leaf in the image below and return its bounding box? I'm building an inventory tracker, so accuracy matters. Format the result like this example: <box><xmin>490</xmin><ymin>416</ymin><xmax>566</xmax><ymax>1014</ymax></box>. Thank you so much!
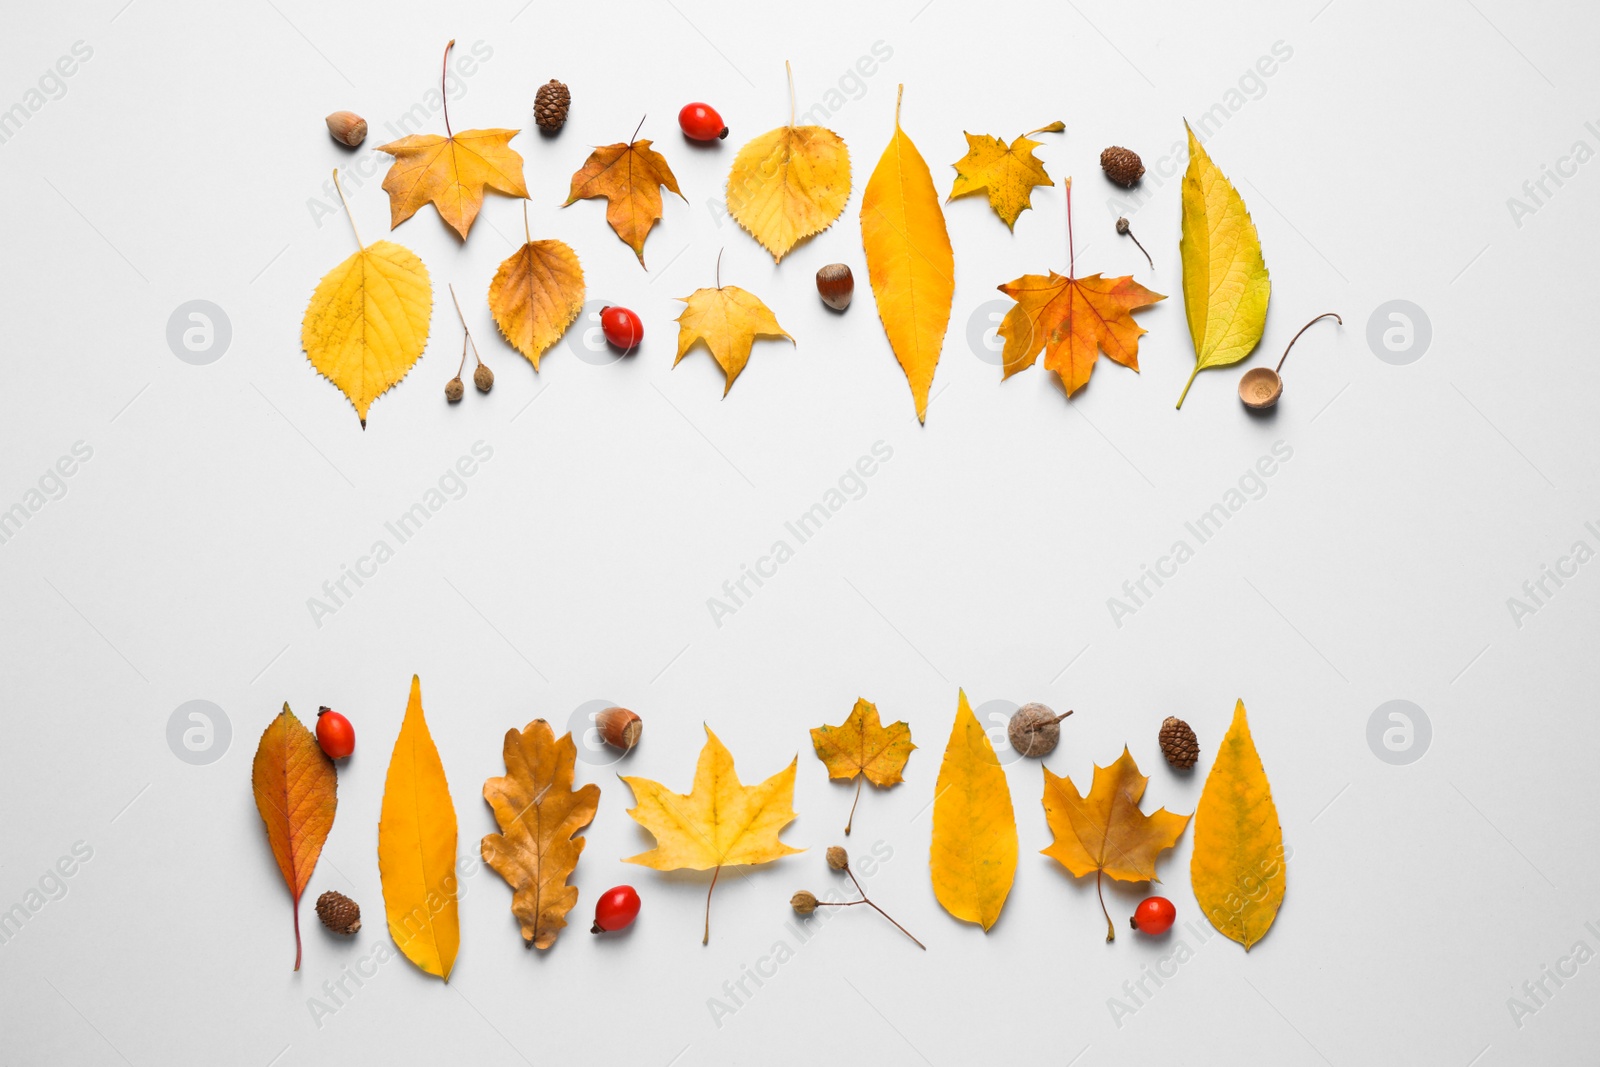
<box><xmin>930</xmin><ymin>690</ymin><xmax>1017</xmax><ymax>932</ymax></box>
<box><xmin>251</xmin><ymin>704</ymin><xmax>337</xmax><ymax>970</ymax></box>
<box><xmin>488</xmin><ymin>204</ymin><xmax>586</xmax><ymax>370</ymax></box>
<box><xmin>726</xmin><ymin>64</ymin><xmax>851</xmax><ymax>262</ymax></box>
<box><xmin>1042</xmin><ymin>747</ymin><xmax>1190</xmax><ymax>941</ymax></box>
<box><xmin>997</xmin><ymin>181</ymin><xmax>1165</xmax><ymax>397</ymax></box>
<box><xmin>375</xmin><ymin>43</ymin><xmax>528</xmax><ymax>240</ymax></box>
<box><xmin>301</xmin><ymin>172</ymin><xmax>432</xmax><ymax>429</ymax></box>
<box><xmin>1191</xmin><ymin>700</ymin><xmax>1285</xmax><ymax>950</ymax></box>
<box><xmin>948</xmin><ymin>121</ymin><xmax>1063</xmax><ymax>230</ymax></box>
<box><xmin>481</xmin><ymin>719</ymin><xmax>600</xmax><ymax>950</ymax></box>
<box><xmin>1176</xmin><ymin>121</ymin><xmax>1270</xmax><ymax>408</ymax></box>
<box><xmin>563</xmin><ymin>121</ymin><xmax>685</xmax><ymax>267</ymax></box>
<box><xmin>809</xmin><ymin>697</ymin><xmax>915</xmax><ymax>834</ymax></box>
<box><xmin>378</xmin><ymin>676</ymin><xmax>459</xmax><ymax>980</ymax></box>
<box><xmin>861</xmin><ymin>86</ymin><xmax>955</xmax><ymax>424</ymax></box>
<box><xmin>621</xmin><ymin>725</ymin><xmax>801</xmax><ymax>943</ymax></box>
<box><xmin>675</xmin><ymin>278</ymin><xmax>794</xmax><ymax>394</ymax></box>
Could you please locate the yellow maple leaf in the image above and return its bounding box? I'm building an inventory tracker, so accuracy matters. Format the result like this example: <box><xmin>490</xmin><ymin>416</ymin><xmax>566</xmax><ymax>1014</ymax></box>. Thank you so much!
<box><xmin>1042</xmin><ymin>747</ymin><xmax>1190</xmax><ymax>941</ymax></box>
<box><xmin>373</xmin><ymin>42</ymin><xmax>527</xmax><ymax>241</ymax></box>
<box><xmin>481</xmin><ymin>719</ymin><xmax>600</xmax><ymax>950</ymax></box>
<box><xmin>809</xmin><ymin>697</ymin><xmax>915</xmax><ymax>834</ymax></box>
<box><xmin>861</xmin><ymin>86</ymin><xmax>954</xmax><ymax>424</ymax></box>
<box><xmin>1177</xmin><ymin>121</ymin><xmax>1270</xmax><ymax>408</ymax></box>
<box><xmin>726</xmin><ymin>65</ymin><xmax>851</xmax><ymax>262</ymax></box>
<box><xmin>301</xmin><ymin>171</ymin><xmax>432</xmax><ymax>428</ymax></box>
<box><xmin>1191</xmin><ymin>700</ymin><xmax>1286</xmax><ymax>950</ymax></box>
<box><xmin>622</xmin><ymin>725</ymin><xmax>801</xmax><ymax>943</ymax></box>
<box><xmin>563</xmin><ymin>127</ymin><xmax>685</xmax><ymax>267</ymax></box>
<box><xmin>930</xmin><ymin>690</ymin><xmax>1017</xmax><ymax>932</ymax></box>
<box><xmin>674</xmin><ymin>280</ymin><xmax>793</xmax><ymax>394</ymax></box>
<box><xmin>947</xmin><ymin>121</ymin><xmax>1063</xmax><ymax>230</ymax></box>
<box><xmin>487</xmin><ymin>204</ymin><xmax>586</xmax><ymax>370</ymax></box>
<box><xmin>378</xmin><ymin>676</ymin><xmax>459</xmax><ymax>980</ymax></box>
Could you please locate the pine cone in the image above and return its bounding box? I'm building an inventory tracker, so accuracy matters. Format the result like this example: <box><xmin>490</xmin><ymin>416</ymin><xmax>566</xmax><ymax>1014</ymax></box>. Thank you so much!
<box><xmin>1100</xmin><ymin>146</ymin><xmax>1145</xmax><ymax>188</ymax></box>
<box><xmin>1159</xmin><ymin>716</ymin><xmax>1199</xmax><ymax>770</ymax></box>
<box><xmin>534</xmin><ymin>79</ymin><xmax>570</xmax><ymax>133</ymax></box>
<box><xmin>315</xmin><ymin>890</ymin><xmax>362</xmax><ymax>935</ymax></box>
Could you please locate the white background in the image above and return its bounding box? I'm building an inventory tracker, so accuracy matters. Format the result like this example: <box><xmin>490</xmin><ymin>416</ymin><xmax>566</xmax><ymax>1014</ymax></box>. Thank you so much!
<box><xmin>1</xmin><ymin>0</ymin><xmax>1596</xmax><ymax>1063</ymax></box>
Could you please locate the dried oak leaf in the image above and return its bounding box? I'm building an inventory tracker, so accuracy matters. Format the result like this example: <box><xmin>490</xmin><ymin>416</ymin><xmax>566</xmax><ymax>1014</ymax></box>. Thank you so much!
<box><xmin>674</xmin><ymin>285</ymin><xmax>793</xmax><ymax>394</ymax></box>
<box><xmin>563</xmin><ymin>138</ymin><xmax>685</xmax><ymax>267</ymax></box>
<box><xmin>487</xmin><ymin>221</ymin><xmax>586</xmax><ymax>370</ymax></box>
<box><xmin>809</xmin><ymin>697</ymin><xmax>915</xmax><ymax>834</ymax></box>
<box><xmin>481</xmin><ymin>719</ymin><xmax>600</xmax><ymax>950</ymax></box>
<box><xmin>375</xmin><ymin>129</ymin><xmax>528</xmax><ymax>240</ymax></box>
<box><xmin>251</xmin><ymin>705</ymin><xmax>337</xmax><ymax>970</ymax></box>
<box><xmin>947</xmin><ymin>121</ymin><xmax>1063</xmax><ymax>230</ymax></box>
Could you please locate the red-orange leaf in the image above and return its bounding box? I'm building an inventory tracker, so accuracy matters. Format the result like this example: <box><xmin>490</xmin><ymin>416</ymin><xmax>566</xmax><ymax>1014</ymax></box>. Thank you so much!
<box><xmin>251</xmin><ymin>705</ymin><xmax>338</xmax><ymax>970</ymax></box>
<box><xmin>997</xmin><ymin>270</ymin><xmax>1165</xmax><ymax>396</ymax></box>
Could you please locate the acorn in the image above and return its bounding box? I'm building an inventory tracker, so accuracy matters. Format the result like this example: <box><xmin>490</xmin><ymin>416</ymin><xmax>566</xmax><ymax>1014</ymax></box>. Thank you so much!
<box><xmin>315</xmin><ymin>890</ymin><xmax>362</xmax><ymax>935</ymax></box>
<box><xmin>1007</xmin><ymin>703</ymin><xmax>1073</xmax><ymax>758</ymax></box>
<box><xmin>595</xmin><ymin>706</ymin><xmax>642</xmax><ymax>752</ymax></box>
<box><xmin>816</xmin><ymin>263</ymin><xmax>853</xmax><ymax>310</ymax></box>
<box><xmin>1100</xmin><ymin>146</ymin><xmax>1145</xmax><ymax>187</ymax></box>
<box><xmin>325</xmin><ymin>111</ymin><xmax>367</xmax><ymax>147</ymax></box>
<box><xmin>473</xmin><ymin>362</ymin><xmax>494</xmax><ymax>393</ymax></box>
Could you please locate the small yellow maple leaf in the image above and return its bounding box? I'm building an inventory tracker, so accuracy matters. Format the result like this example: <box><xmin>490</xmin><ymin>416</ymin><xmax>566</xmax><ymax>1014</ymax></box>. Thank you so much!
<box><xmin>809</xmin><ymin>698</ymin><xmax>915</xmax><ymax>834</ymax></box>
<box><xmin>674</xmin><ymin>284</ymin><xmax>794</xmax><ymax>395</ymax></box>
<box><xmin>563</xmin><ymin>133</ymin><xmax>685</xmax><ymax>267</ymax></box>
<box><xmin>622</xmin><ymin>725</ymin><xmax>801</xmax><ymax>943</ymax></box>
<box><xmin>487</xmin><ymin>205</ymin><xmax>586</xmax><ymax>370</ymax></box>
<box><xmin>1042</xmin><ymin>747</ymin><xmax>1190</xmax><ymax>941</ymax></box>
<box><xmin>947</xmin><ymin>121</ymin><xmax>1063</xmax><ymax>230</ymax></box>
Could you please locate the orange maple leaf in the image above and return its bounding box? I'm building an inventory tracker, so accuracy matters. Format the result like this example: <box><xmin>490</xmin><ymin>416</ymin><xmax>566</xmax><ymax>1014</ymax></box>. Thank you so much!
<box><xmin>563</xmin><ymin>124</ymin><xmax>685</xmax><ymax>267</ymax></box>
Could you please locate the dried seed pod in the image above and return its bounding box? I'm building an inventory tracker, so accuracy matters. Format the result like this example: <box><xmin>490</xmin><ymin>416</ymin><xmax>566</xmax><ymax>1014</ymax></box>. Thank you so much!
<box><xmin>445</xmin><ymin>377</ymin><xmax>465</xmax><ymax>403</ymax></box>
<box><xmin>815</xmin><ymin>263</ymin><xmax>853</xmax><ymax>310</ymax></box>
<box><xmin>826</xmin><ymin>846</ymin><xmax>849</xmax><ymax>871</ymax></box>
<box><xmin>325</xmin><ymin>111</ymin><xmax>367</xmax><ymax>147</ymax></box>
<box><xmin>1100</xmin><ymin>145</ymin><xmax>1144</xmax><ymax>187</ymax></box>
<box><xmin>473</xmin><ymin>362</ymin><xmax>494</xmax><ymax>393</ymax></box>
<box><xmin>1007</xmin><ymin>702</ymin><xmax>1073</xmax><ymax>758</ymax></box>
<box><xmin>315</xmin><ymin>890</ymin><xmax>362</xmax><ymax>935</ymax></box>
<box><xmin>595</xmin><ymin>706</ymin><xmax>642</xmax><ymax>752</ymax></box>
<box><xmin>1158</xmin><ymin>716</ymin><xmax>1199</xmax><ymax>769</ymax></box>
<box><xmin>791</xmin><ymin>890</ymin><xmax>819</xmax><ymax>915</ymax></box>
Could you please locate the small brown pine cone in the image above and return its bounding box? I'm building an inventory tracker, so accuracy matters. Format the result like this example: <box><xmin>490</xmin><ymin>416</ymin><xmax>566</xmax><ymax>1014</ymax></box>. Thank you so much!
<box><xmin>1159</xmin><ymin>716</ymin><xmax>1199</xmax><ymax>770</ymax></box>
<box><xmin>1100</xmin><ymin>146</ymin><xmax>1145</xmax><ymax>187</ymax></box>
<box><xmin>534</xmin><ymin>79</ymin><xmax>570</xmax><ymax>133</ymax></box>
<box><xmin>315</xmin><ymin>890</ymin><xmax>362</xmax><ymax>935</ymax></box>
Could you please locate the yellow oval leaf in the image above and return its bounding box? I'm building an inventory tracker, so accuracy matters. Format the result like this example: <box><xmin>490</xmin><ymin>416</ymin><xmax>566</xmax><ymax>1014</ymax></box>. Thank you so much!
<box><xmin>487</xmin><ymin>238</ymin><xmax>585</xmax><ymax>370</ymax></box>
<box><xmin>1177</xmin><ymin>122</ymin><xmax>1270</xmax><ymax>408</ymax></box>
<box><xmin>930</xmin><ymin>690</ymin><xmax>1016</xmax><ymax>931</ymax></box>
<box><xmin>378</xmin><ymin>675</ymin><xmax>459</xmax><ymax>979</ymax></box>
<box><xmin>1191</xmin><ymin>700</ymin><xmax>1286</xmax><ymax>950</ymax></box>
<box><xmin>861</xmin><ymin>86</ymin><xmax>954</xmax><ymax>424</ymax></box>
<box><xmin>301</xmin><ymin>239</ymin><xmax>432</xmax><ymax>428</ymax></box>
<box><xmin>727</xmin><ymin>124</ymin><xmax>851</xmax><ymax>262</ymax></box>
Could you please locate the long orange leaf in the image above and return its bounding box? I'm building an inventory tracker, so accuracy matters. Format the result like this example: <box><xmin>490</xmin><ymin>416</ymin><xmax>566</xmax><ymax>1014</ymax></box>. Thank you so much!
<box><xmin>251</xmin><ymin>705</ymin><xmax>337</xmax><ymax>970</ymax></box>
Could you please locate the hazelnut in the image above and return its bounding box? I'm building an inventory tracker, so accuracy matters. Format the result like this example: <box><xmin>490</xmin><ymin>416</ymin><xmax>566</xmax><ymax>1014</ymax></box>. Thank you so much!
<box><xmin>325</xmin><ymin>111</ymin><xmax>368</xmax><ymax>147</ymax></box>
<box><xmin>816</xmin><ymin>263</ymin><xmax>853</xmax><ymax>311</ymax></box>
<box><xmin>595</xmin><ymin>706</ymin><xmax>642</xmax><ymax>752</ymax></box>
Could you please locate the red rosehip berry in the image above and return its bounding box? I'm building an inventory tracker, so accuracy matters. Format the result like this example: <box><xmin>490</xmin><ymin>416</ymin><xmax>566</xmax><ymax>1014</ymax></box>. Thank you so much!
<box><xmin>1131</xmin><ymin>896</ymin><xmax>1176</xmax><ymax>935</ymax></box>
<box><xmin>315</xmin><ymin>707</ymin><xmax>355</xmax><ymax>760</ymax></box>
<box><xmin>591</xmin><ymin>885</ymin><xmax>641</xmax><ymax>933</ymax></box>
<box><xmin>600</xmin><ymin>306</ymin><xmax>643</xmax><ymax>352</ymax></box>
<box><xmin>678</xmin><ymin>103</ymin><xmax>727</xmax><ymax>141</ymax></box>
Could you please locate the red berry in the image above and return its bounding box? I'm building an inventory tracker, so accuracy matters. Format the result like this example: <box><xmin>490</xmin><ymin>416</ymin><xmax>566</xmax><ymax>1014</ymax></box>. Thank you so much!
<box><xmin>315</xmin><ymin>707</ymin><xmax>355</xmax><ymax>760</ymax></box>
<box><xmin>600</xmin><ymin>306</ymin><xmax>643</xmax><ymax>352</ymax></box>
<box><xmin>678</xmin><ymin>103</ymin><xmax>727</xmax><ymax>142</ymax></box>
<box><xmin>1131</xmin><ymin>896</ymin><xmax>1176</xmax><ymax>935</ymax></box>
<box><xmin>591</xmin><ymin>885</ymin><xmax>641</xmax><ymax>933</ymax></box>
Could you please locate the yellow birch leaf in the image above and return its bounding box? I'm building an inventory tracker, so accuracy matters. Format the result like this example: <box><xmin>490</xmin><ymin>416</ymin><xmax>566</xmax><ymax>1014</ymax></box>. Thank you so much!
<box><xmin>930</xmin><ymin>690</ymin><xmax>1017</xmax><ymax>931</ymax></box>
<box><xmin>1191</xmin><ymin>700</ymin><xmax>1286</xmax><ymax>950</ymax></box>
<box><xmin>481</xmin><ymin>719</ymin><xmax>599</xmax><ymax>950</ymax></box>
<box><xmin>1176</xmin><ymin>121</ymin><xmax>1270</xmax><ymax>408</ymax></box>
<box><xmin>727</xmin><ymin>119</ymin><xmax>850</xmax><ymax>262</ymax></box>
<box><xmin>621</xmin><ymin>725</ymin><xmax>801</xmax><ymax>942</ymax></box>
<box><xmin>487</xmin><ymin>219</ymin><xmax>586</xmax><ymax>370</ymax></box>
<box><xmin>563</xmin><ymin>137</ymin><xmax>685</xmax><ymax>267</ymax></box>
<box><xmin>861</xmin><ymin>86</ymin><xmax>955</xmax><ymax>424</ymax></box>
<box><xmin>947</xmin><ymin>121</ymin><xmax>1063</xmax><ymax>230</ymax></box>
<box><xmin>378</xmin><ymin>676</ymin><xmax>459</xmax><ymax>980</ymax></box>
<box><xmin>674</xmin><ymin>284</ymin><xmax>794</xmax><ymax>394</ymax></box>
<box><xmin>809</xmin><ymin>697</ymin><xmax>915</xmax><ymax>834</ymax></box>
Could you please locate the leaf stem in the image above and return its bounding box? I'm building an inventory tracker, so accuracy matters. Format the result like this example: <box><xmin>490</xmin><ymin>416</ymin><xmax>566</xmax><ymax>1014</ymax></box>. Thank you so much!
<box><xmin>704</xmin><ymin>864</ymin><xmax>721</xmax><ymax>945</ymax></box>
<box><xmin>786</xmin><ymin>60</ymin><xmax>795</xmax><ymax>126</ymax></box>
<box><xmin>894</xmin><ymin>84</ymin><xmax>903</xmax><ymax>127</ymax></box>
<box><xmin>293</xmin><ymin>900</ymin><xmax>303</xmax><ymax>971</ymax></box>
<box><xmin>845</xmin><ymin>776</ymin><xmax>863</xmax><ymax>836</ymax></box>
<box><xmin>1275</xmin><ymin>312</ymin><xmax>1342</xmax><ymax>374</ymax></box>
<box><xmin>1176</xmin><ymin>366</ymin><xmax>1200</xmax><ymax>409</ymax></box>
<box><xmin>632</xmin><ymin>114</ymin><xmax>647</xmax><ymax>144</ymax></box>
<box><xmin>331</xmin><ymin>169</ymin><xmax>363</xmax><ymax>249</ymax></box>
<box><xmin>440</xmin><ymin>40</ymin><xmax>455</xmax><ymax>138</ymax></box>
<box><xmin>1065</xmin><ymin>180</ymin><xmax>1075</xmax><ymax>280</ymax></box>
<box><xmin>522</xmin><ymin>200</ymin><xmax>531</xmax><ymax>245</ymax></box>
<box><xmin>1097</xmin><ymin>868</ymin><xmax>1114</xmax><ymax>942</ymax></box>
<box><xmin>715</xmin><ymin>247</ymin><xmax>724</xmax><ymax>289</ymax></box>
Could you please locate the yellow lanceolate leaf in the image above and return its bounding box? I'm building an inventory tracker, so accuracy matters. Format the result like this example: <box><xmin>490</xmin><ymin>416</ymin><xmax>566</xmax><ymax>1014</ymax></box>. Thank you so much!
<box><xmin>378</xmin><ymin>676</ymin><xmax>460</xmax><ymax>979</ymax></box>
<box><xmin>727</xmin><ymin>124</ymin><xmax>851</xmax><ymax>262</ymax></box>
<box><xmin>1191</xmin><ymin>700</ymin><xmax>1286</xmax><ymax>950</ymax></box>
<box><xmin>930</xmin><ymin>690</ymin><xmax>1017</xmax><ymax>931</ymax></box>
<box><xmin>563</xmin><ymin>138</ymin><xmax>685</xmax><ymax>267</ymax></box>
<box><xmin>809</xmin><ymin>697</ymin><xmax>916</xmax><ymax>834</ymax></box>
<box><xmin>481</xmin><ymin>719</ymin><xmax>600</xmax><ymax>950</ymax></box>
<box><xmin>301</xmin><ymin>240</ymin><xmax>432</xmax><ymax>428</ymax></box>
<box><xmin>487</xmin><ymin>233</ymin><xmax>585</xmax><ymax>370</ymax></box>
<box><xmin>376</xmin><ymin>128</ymin><xmax>529</xmax><ymax>240</ymax></box>
<box><xmin>621</xmin><ymin>725</ymin><xmax>801</xmax><ymax>942</ymax></box>
<box><xmin>674</xmin><ymin>285</ymin><xmax>794</xmax><ymax>394</ymax></box>
<box><xmin>1176</xmin><ymin>122</ymin><xmax>1270</xmax><ymax>407</ymax></box>
<box><xmin>1042</xmin><ymin>747</ymin><xmax>1190</xmax><ymax>940</ymax></box>
<box><xmin>861</xmin><ymin>87</ymin><xmax>955</xmax><ymax>424</ymax></box>
<box><xmin>947</xmin><ymin>121</ymin><xmax>1063</xmax><ymax>230</ymax></box>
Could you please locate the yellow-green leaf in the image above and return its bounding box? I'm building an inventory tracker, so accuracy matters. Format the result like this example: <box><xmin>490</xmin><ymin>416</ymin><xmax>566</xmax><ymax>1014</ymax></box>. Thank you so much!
<box><xmin>930</xmin><ymin>690</ymin><xmax>1017</xmax><ymax>931</ymax></box>
<box><xmin>1190</xmin><ymin>700</ymin><xmax>1286</xmax><ymax>950</ymax></box>
<box><xmin>1176</xmin><ymin>122</ymin><xmax>1270</xmax><ymax>408</ymax></box>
